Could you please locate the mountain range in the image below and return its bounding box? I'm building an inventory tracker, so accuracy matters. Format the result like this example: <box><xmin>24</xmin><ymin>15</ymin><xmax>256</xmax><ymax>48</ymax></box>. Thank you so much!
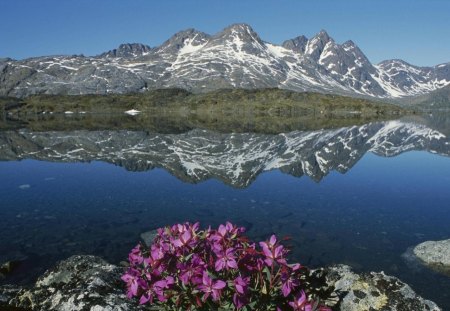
<box><xmin>0</xmin><ymin>120</ymin><xmax>447</xmax><ymax>188</ymax></box>
<box><xmin>1</xmin><ymin>23</ymin><xmax>449</xmax><ymax>100</ymax></box>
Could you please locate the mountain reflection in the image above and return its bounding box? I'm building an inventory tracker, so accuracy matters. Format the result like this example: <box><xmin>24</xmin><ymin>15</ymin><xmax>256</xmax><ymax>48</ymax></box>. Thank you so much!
<box><xmin>0</xmin><ymin>119</ymin><xmax>448</xmax><ymax>188</ymax></box>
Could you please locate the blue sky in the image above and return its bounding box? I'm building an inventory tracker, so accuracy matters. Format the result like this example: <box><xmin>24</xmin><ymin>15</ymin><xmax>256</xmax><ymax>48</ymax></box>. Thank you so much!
<box><xmin>1</xmin><ymin>0</ymin><xmax>449</xmax><ymax>66</ymax></box>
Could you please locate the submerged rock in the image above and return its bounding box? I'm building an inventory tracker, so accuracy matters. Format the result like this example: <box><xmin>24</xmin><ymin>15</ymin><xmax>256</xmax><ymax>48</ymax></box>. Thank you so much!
<box><xmin>0</xmin><ymin>260</ymin><xmax>23</xmax><ymax>279</ymax></box>
<box><xmin>413</xmin><ymin>239</ymin><xmax>450</xmax><ymax>275</ymax></box>
<box><xmin>139</xmin><ymin>230</ymin><xmax>158</xmax><ymax>247</ymax></box>
<box><xmin>325</xmin><ymin>265</ymin><xmax>441</xmax><ymax>311</ymax></box>
<box><xmin>0</xmin><ymin>256</ymin><xmax>441</xmax><ymax>310</ymax></box>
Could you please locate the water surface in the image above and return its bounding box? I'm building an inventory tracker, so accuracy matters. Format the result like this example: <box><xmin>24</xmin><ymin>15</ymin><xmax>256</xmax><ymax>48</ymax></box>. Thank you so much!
<box><xmin>1</xmin><ymin>114</ymin><xmax>450</xmax><ymax>308</ymax></box>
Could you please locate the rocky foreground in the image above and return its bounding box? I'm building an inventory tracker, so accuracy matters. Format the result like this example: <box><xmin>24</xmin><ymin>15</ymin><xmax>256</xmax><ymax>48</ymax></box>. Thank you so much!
<box><xmin>0</xmin><ymin>255</ymin><xmax>440</xmax><ymax>311</ymax></box>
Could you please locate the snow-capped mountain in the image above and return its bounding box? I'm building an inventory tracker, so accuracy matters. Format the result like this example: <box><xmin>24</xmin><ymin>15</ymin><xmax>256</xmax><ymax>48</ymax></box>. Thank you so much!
<box><xmin>1</xmin><ymin>23</ymin><xmax>449</xmax><ymax>99</ymax></box>
<box><xmin>0</xmin><ymin>120</ymin><xmax>448</xmax><ymax>188</ymax></box>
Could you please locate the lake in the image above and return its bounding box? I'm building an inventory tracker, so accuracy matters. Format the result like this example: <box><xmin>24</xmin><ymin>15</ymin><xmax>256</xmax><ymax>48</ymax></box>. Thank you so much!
<box><xmin>1</xmin><ymin>113</ymin><xmax>450</xmax><ymax>308</ymax></box>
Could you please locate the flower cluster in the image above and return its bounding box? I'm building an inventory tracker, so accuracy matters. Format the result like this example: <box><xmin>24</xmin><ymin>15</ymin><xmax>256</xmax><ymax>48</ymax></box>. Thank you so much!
<box><xmin>122</xmin><ymin>222</ymin><xmax>331</xmax><ymax>311</ymax></box>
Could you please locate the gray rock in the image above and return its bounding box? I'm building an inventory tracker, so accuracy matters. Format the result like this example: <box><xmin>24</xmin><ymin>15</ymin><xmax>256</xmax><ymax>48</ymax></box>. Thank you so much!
<box><xmin>0</xmin><ymin>260</ymin><xmax>23</xmax><ymax>279</ymax></box>
<box><xmin>0</xmin><ymin>285</ymin><xmax>21</xmax><ymax>305</ymax></box>
<box><xmin>140</xmin><ymin>230</ymin><xmax>158</xmax><ymax>247</ymax></box>
<box><xmin>282</xmin><ymin>35</ymin><xmax>308</xmax><ymax>54</ymax></box>
<box><xmin>3</xmin><ymin>255</ymin><xmax>145</xmax><ymax>311</ymax></box>
<box><xmin>100</xmin><ymin>43</ymin><xmax>152</xmax><ymax>58</ymax></box>
<box><xmin>326</xmin><ymin>265</ymin><xmax>441</xmax><ymax>310</ymax></box>
<box><xmin>413</xmin><ymin>239</ymin><xmax>450</xmax><ymax>275</ymax></box>
<box><xmin>0</xmin><ymin>256</ymin><xmax>441</xmax><ymax>310</ymax></box>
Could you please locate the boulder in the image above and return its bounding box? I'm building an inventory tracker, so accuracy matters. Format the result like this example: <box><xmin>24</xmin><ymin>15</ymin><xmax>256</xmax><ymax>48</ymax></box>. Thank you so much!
<box><xmin>139</xmin><ymin>230</ymin><xmax>158</xmax><ymax>247</ymax></box>
<box><xmin>2</xmin><ymin>255</ymin><xmax>146</xmax><ymax>311</ymax></box>
<box><xmin>325</xmin><ymin>265</ymin><xmax>441</xmax><ymax>311</ymax></box>
<box><xmin>413</xmin><ymin>239</ymin><xmax>450</xmax><ymax>275</ymax></box>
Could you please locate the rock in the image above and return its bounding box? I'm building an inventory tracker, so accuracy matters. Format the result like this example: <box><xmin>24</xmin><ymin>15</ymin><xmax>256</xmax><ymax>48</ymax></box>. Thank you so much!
<box><xmin>0</xmin><ymin>260</ymin><xmax>22</xmax><ymax>279</ymax></box>
<box><xmin>413</xmin><ymin>239</ymin><xmax>450</xmax><ymax>275</ymax></box>
<box><xmin>325</xmin><ymin>265</ymin><xmax>441</xmax><ymax>311</ymax></box>
<box><xmin>140</xmin><ymin>230</ymin><xmax>158</xmax><ymax>247</ymax></box>
<box><xmin>0</xmin><ymin>256</ymin><xmax>441</xmax><ymax>310</ymax></box>
<box><xmin>0</xmin><ymin>285</ymin><xmax>22</xmax><ymax>305</ymax></box>
<box><xmin>3</xmin><ymin>255</ymin><xmax>146</xmax><ymax>311</ymax></box>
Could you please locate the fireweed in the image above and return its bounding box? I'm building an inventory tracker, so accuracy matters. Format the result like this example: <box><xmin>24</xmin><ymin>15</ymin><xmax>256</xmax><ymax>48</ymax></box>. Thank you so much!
<box><xmin>122</xmin><ymin>222</ymin><xmax>331</xmax><ymax>311</ymax></box>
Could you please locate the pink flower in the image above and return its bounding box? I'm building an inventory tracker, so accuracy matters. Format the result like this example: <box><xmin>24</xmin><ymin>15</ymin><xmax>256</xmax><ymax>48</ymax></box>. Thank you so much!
<box><xmin>233</xmin><ymin>276</ymin><xmax>249</xmax><ymax>295</ymax></box>
<box><xmin>259</xmin><ymin>235</ymin><xmax>287</xmax><ymax>266</ymax></box>
<box><xmin>128</xmin><ymin>245</ymin><xmax>144</xmax><ymax>265</ymax></box>
<box><xmin>139</xmin><ymin>289</ymin><xmax>154</xmax><ymax>305</ymax></box>
<box><xmin>178</xmin><ymin>255</ymin><xmax>206</xmax><ymax>285</ymax></box>
<box><xmin>121</xmin><ymin>268</ymin><xmax>145</xmax><ymax>299</ymax></box>
<box><xmin>281</xmin><ymin>271</ymin><xmax>300</xmax><ymax>297</ymax></box>
<box><xmin>197</xmin><ymin>271</ymin><xmax>227</xmax><ymax>301</ymax></box>
<box><xmin>173</xmin><ymin>230</ymin><xmax>193</xmax><ymax>248</ymax></box>
<box><xmin>231</xmin><ymin>276</ymin><xmax>250</xmax><ymax>309</ymax></box>
<box><xmin>288</xmin><ymin>291</ymin><xmax>307</xmax><ymax>310</ymax></box>
<box><xmin>215</xmin><ymin>248</ymin><xmax>238</xmax><ymax>271</ymax></box>
<box><xmin>122</xmin><ymin>222</ymin><xmax>331</xmax><ymax>311</ymax></box>
<box><xmin>153</xmin><ymin>276</ymin><xmax>175</xmax><ymax>302</ymax></box>
<box><xmin>233</xmin><ymin>292</ymin><xmax>248</xmax><ymax>309</ymax></box>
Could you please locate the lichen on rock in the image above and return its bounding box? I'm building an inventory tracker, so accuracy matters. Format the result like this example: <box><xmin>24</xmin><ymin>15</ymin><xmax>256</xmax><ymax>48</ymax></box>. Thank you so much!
<box><xmin>2</xmin><ymin>255</ymin><xmax>146</xmax><ymax>311</ymax></box>
<box><xmin>325</xmin><ymin>264</ymin><xmax>441</xmax><ymax>311</ymax></box>
<box><xmin>0</xmin><ymin>256</ymin><xmax>442</xmax><ymax>311</ymax></box>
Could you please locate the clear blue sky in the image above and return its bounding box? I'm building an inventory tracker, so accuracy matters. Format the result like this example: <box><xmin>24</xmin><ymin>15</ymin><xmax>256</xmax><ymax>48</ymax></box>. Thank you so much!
<box><xmin>1</xmin><ymin>0</ymin><xmax>449</xmax><ymax>66</ymax></box>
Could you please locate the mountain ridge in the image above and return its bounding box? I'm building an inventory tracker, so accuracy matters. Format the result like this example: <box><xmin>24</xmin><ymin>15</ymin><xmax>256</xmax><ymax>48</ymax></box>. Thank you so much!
<box><xmin>1</xmin><ymin>24</ymin><xmax>449</xmax><ymax>100</ymax></box>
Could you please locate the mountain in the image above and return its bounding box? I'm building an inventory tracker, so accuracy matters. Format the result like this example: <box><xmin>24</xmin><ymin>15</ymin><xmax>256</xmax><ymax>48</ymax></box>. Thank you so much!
<box><xmin>0</xmin><ymin>120</ymin><xmax>447</xmax><ymax>188</ymax></box>
<box><xmin>405</xmin><ymin>84</ymin><xmax>450</xmax><ymax>109</ymax></box>
<box><xmin>1</xmin><ymin>23</ymin><xmax>449</xmax><ymax>99</ymax></box>
<box><xmin>99</xmin><ymin>43</ymin><xmax>152</xmax><ymax>58</ymax></box>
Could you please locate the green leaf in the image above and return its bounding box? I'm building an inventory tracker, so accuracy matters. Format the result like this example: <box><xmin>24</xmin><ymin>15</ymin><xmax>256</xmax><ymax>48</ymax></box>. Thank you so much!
<box><xmin>263</xmin><ymin>266</ymin><xmax>271</xmax><ymax>281</ymax></box>
<box><xmin>261</xmin><ymin>281</ymin><xmax>267</xmax><ymax>294</ymax></box>
<box><xmin>184</xmin><ymin>252</ymin><xmax>194</xmax><ymax>261</ymax></box>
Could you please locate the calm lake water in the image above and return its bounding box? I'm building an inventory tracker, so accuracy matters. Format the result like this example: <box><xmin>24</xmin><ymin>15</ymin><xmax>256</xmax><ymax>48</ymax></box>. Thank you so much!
<box><xmin>1</xmin><ymin>114</ymin><xmax>450</xmax><ymax>308</ymax></box>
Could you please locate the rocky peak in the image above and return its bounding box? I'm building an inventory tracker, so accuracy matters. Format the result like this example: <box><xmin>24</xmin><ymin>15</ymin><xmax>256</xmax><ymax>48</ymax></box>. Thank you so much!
<box><xmin>100</xmin><ymin>43</ymin><xmax>152</xmax><ymax>58</ymax></box>
<box><xmin>155</xmin><ymin>28</ymin><xmax>210</xmax><ymax>55</ymax></box>
<box><xmin>213</xmin><ymin>23</ymin><xmax>264</xmax><ymax>46</ymax></box>
<box><xmin>342</xmin><ymin>40</ymin><xmax>356</xmax><ymax>49</ymax></box>
<box><xmin>377</xmin><ymin>58</ymin><xmax>418</xmax><ymax>69</ymax></box>
<box><xmin>221</xmin><ymin>23</ymin><xmax>257</xmax><ymax>35</ymax></box>
<box><xmin>305</xmin><ymin>29</ymin><xmax>333</xmax><ymax>60</ymax></box>
<box><xmin>282</xmin><ymin>35</ymin><xmax>308</xmax><ymax>53</ymax></box>
<box><xmin>341</xmin><ymin>40</ymin><xmax>372</xmax><ymax>67</ymax></box>
<box><xmin>434</xmin><ymin>63</ymin><xmax>450</xmax><ymax>81</ymax></box>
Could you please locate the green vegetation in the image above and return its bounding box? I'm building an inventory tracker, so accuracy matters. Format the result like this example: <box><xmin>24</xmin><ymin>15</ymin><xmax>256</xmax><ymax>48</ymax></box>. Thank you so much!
<box><xmin>0</xmin><ymin>89</ymin><xmax>411</xmax><ymax>133</ymax></box>
<box><xmin>1</xmin><ymin>88</ymin><xmax>407</xmax><ymax>116</ymax></box>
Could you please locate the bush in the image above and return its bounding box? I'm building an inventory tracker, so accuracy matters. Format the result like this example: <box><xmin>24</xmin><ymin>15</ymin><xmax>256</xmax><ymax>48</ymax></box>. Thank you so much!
<box><xmin>122</xmin><ymin>222</ymin><xmax>331</xmax><ymax>311</ymax></box>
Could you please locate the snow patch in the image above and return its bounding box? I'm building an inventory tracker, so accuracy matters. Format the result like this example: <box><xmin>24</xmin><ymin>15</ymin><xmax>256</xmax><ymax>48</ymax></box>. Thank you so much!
<box><xmin>125</xmin><ymin>109</ymin><xmax>141</xmax><ymax>116</ymax></box>
<box><xmin>265</xmin><ymin>43</ymin><xmax>290</xmax><ymax>58</ymax></box>
<box><xmin>178</xmin><ymin>35</ymin><xmax>207</xmax><ymax>56</ymax></box>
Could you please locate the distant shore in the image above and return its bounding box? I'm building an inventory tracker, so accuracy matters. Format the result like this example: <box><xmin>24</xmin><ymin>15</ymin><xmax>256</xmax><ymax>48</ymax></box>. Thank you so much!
<box><xmin>1</xmin><ymin>88</ymin><xmax>409</xmax><ymax>117</ymax></box>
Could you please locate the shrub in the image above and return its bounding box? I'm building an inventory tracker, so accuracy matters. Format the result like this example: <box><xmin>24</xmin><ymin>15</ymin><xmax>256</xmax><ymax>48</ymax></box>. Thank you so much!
<box><xmin>122</xmin><ymin>222</ymin><xmax>331</xmax><ymax>311</ymax></box>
